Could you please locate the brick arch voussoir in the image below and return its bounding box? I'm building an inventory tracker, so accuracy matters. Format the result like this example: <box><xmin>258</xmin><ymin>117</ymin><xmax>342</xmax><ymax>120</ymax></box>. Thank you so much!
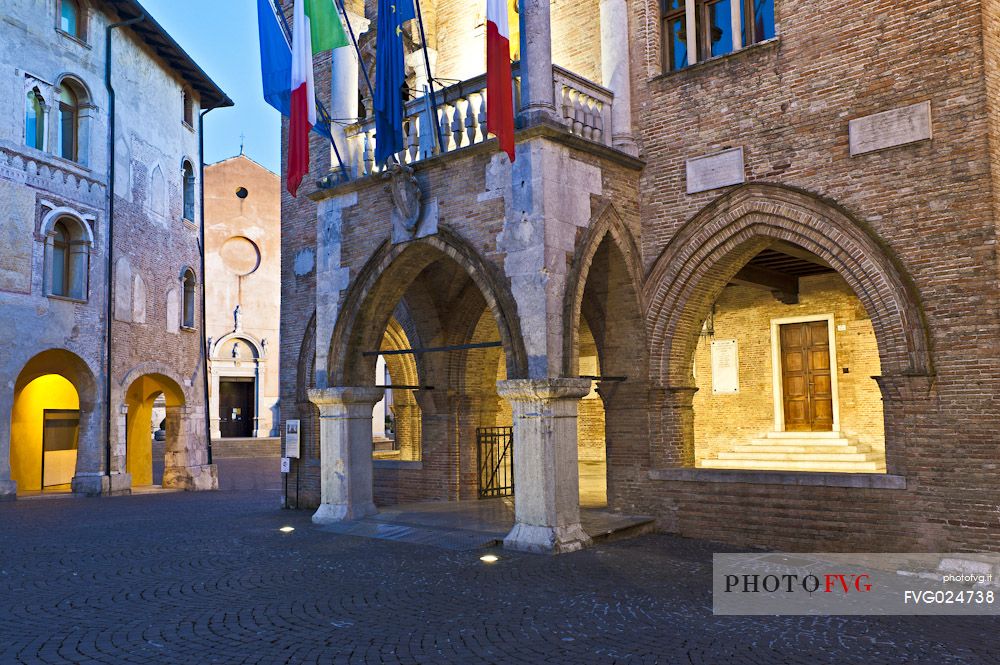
<box><xmin>645</xmin><ymin>184</ymin><xmax>932</xmax><ymax>387</ymax></box>
<box><xmin>295</xmin><ymin>312</ymin><xmax>317</xmax><ymax>404</ymax></box>
<box><xmin>118</xmin><ymin>362</ymin><xmax>189</xmax><ymax>407</ymax></box>
<box><xmin>327</xmin><ymin>225</ymin><xmax>528</xmax><ymax>386</ymax></box>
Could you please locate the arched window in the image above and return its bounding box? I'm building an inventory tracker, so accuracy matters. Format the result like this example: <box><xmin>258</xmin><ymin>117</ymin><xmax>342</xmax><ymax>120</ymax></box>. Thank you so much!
<box><xmin>46</xmin><ymin>215</ymin><xmax>90</xmax><ymax>300</ymax></box>
<box><xmin>25</xmin><ymin>89</ymin><xmax>45</xmax><ymax>150</ymax></box>
<box><xmin>51</xmin><ymin>221</ymin><xmax>71</xmax><ymax>297</ymax></box>
<box><xmin>182</xmin><ymin>269</ymin><xmax>196</xmax><ymax>329</ymax></box>
<box><xmin>182</xmin><ymin>161</ymin><xmax>196</xmax><ymax>222</ymax></box>
<box><xmin>57</xmin><ymin>85</ymin><xmax>79</xmax><ymax>161</ymax></box>
<box><xmin>60</xmin><ymin>0</ymin><xmax>81</xmax><ymax>37</ymax></box>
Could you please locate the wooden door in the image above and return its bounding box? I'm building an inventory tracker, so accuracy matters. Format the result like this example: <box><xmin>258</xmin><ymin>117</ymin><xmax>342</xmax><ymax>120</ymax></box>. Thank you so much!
<box><xmin>219</xmin><ymin>380</ymin><xmax>255</xmax><ymax>438</ymax></box>
<box><xmin>779</xmin><ymin>321</ymin><xmax>834</xmax><ymax>432</ymax></box>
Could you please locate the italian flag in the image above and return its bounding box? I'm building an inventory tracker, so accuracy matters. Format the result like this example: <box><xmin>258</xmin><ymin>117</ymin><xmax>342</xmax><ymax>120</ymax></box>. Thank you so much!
<box><xmin>486</xmin><ymin>0</ymin><xmax>515</xmax><ymax>162</ymax></box>
<box><xmin>288</xmin><ymin>0</ymin><xmax>349</xmax><ymax>196</ymax></box>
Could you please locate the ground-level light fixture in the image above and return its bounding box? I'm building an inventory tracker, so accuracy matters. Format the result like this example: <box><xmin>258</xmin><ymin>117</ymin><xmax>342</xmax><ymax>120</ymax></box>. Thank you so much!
<box><xmin>279</xmin><ymin>526</ymin><xmax>295</xmax><ymax>533</ymax></box>
<box><xmin>480</xmin><ymin>554</ymin><xmax>499</xmax><ymax>563</ymax></box>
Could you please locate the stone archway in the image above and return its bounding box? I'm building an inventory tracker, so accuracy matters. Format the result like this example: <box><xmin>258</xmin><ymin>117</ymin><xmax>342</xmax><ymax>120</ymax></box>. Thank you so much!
<box><xmin>309</xmin><ymin>227</ymin><xmax>528</xmax><ymax>524</ymax></box>
<box><xmin>118</xmin><ymin>363</ymin><xmax>216</xmax><ymax>491</ymax></box>
<box><xmin>644</xmin><ymin>184</ymin><xmax>934</xmax><ymax>474</ymax></box>
<box><xmin>5</xmin><ymin>349</ymin><xmax>102</xmax><ymax>496</ymax></box>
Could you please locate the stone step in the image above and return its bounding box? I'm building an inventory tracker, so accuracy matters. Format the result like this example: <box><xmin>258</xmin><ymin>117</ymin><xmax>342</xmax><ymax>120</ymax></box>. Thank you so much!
<box><xmin>737</xmin><ymin>444</ymin><xmax>869</xmax><ymax>454</ymax></box>
<box><xmin>701</xmin><ymin>458</ymin><xmax>883</xmax><ymax>472</ymax></box>
<box><xmin>717</xmin><ymin>451</ymin><xmax>874</xmax><ymax>462</ymax></box>
<box><xmin>749</xmin><ymin>437</ymin><xmax>853</xmax><ymax>447</ymax></box>
<box><xmin>764</xmin><ymin>431</ymin><xmax>844</xmax><ymax>439</ymax></box>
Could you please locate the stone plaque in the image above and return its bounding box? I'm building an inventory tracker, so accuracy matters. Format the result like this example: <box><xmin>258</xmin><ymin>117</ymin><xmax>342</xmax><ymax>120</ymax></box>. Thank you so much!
<box><xmin>849</xmin><ymin>101</ymin><xmax>932</xmax><ymax>156</ymax></box>
<box><xmin>686</xmin><ymin>147</ymin><xmax>746</xmax><ymax>195</ymax></box>
<box><xmin>285</xmin><ymin>419</ymin><xmax>301</xmax><ymax>459</ymax></box>
<box><xmin>711</xmin><ymin>339</ymin><xmax>739</xmax><ymax>394</ymax></box>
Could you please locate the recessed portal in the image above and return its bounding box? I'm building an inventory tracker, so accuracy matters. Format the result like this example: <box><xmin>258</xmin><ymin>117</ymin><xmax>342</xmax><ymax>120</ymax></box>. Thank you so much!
<box><xmin>219</xmin><ymin>377</ymin><xmax>255</xmax><ymax>438</ymax></box>
<box><xmin>693</xmin><ymin>244</ymin><xmax>886</xmax><ymax>473</ymax></box>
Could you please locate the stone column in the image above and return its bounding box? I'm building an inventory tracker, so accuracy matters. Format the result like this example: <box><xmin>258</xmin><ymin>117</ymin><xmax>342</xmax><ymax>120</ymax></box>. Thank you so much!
<box><xmin>0</xmin><ymin>390</ymin><xmax>17</xmax><ymax>500</ymax></box>
<box><xmin>308</xmin><ymin>386</ymin><xmax>384</xmax><ymax>523</ymax></box>
<box><xmin>330</xmin><ymin>11</ymin><xmax>370</xmax><ymax>177</ymax></box>
<box><xmin>599</xmin><ymin>0</ymin><xmax>638</xmax><ymax>156</ymax></box>
<box><xmin>498</xmin><ymin>378</ymin><xmax>592</xmax><ymax>554</ymax></box>
<box><xmin>519</xmin><ymin>0</ymin><xmax>556</xmax><ymax>123</ymax></box>
<box><xmin>208</xmin><ymin>365</ymin><xmax>222</xmax><ymax>439</ymax></box>
<box><xmin>72</xmin><ymin>397</ymin><xmax>110</xmax><ymax>496</ymax></box>
<box><xmin>162</xmin><ymin>405</ymin><xmax>218</xmax><ymax>491</ymax></box>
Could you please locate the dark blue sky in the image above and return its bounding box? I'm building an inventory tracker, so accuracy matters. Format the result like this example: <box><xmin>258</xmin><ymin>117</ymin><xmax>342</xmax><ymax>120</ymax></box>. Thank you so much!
<box><xmin>143</xmin><ymin>0</ymin><xmax>281</xmax><ymax>173</ymax></box>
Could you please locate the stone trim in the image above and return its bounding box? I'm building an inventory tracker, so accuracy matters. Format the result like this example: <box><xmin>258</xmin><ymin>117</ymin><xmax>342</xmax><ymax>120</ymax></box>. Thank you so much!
<box><xmin>649</xmin><ymin>468</ymin><xmax>906</xmax><ymax>489</ymax></box>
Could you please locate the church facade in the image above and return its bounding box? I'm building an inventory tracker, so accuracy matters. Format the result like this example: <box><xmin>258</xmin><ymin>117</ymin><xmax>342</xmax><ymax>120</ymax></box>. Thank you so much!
<box><xmin>204</xmin><ymin>155</ymin><xmax>282</xmax><ymax>444</ymax></box>
<box><xmin>279</xmin><ymin>0</ymin><xmax>1000</xmax><ymax>552</ymax></box>
<box><xmin>0</xmin><ymin>0</ymin><xmax>230</xmax><ymax>498</ymax></box>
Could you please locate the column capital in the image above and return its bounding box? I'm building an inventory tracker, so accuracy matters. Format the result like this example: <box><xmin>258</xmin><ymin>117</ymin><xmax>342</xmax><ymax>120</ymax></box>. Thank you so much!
<box><xmin>497</xmin><ymin>378</ymin><xmax>591</xmax><ymax>402</ymax></box>
<box><xmin>308</xmin><ymin>386</ymin><xmax>385</xmax><ymax>410</ymax></box>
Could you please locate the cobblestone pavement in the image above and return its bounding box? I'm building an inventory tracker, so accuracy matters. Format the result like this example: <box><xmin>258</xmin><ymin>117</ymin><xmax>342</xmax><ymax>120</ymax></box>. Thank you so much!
<box><xmin>0</xmin><ymin>491</ymin><xmax>997</xmax><ymax>664</ymax></box>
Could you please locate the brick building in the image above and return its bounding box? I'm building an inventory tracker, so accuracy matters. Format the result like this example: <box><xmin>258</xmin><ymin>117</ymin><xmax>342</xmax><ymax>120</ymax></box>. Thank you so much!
<box><xmin>279</xmin><ymin>0</ymin><xmax>1000</xmax><ymax>552</ymax></box>
<box><xmin>0</xmin><ymin>0</ymin><xmax>230</xmax><ymax>499</ymax></box>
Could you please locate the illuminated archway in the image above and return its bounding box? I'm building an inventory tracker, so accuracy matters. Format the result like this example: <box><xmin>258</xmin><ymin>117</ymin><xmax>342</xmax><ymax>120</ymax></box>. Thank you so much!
<box><xmin>9</xmin><ymin>349</ymin><xmax>98</xmax><ymax>494</ymax></box>
<box><xmin>124</xmin><ymin>374</ymin><xmax>185</xmax><ymax>487</ymax></box>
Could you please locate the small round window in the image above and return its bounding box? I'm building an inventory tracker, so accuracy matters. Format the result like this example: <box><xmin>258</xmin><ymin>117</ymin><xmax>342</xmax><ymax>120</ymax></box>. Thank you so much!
<box><xmin>236</xmin><ymin>187</ymin><xmax>249</xmax><ymax>199</ymax></box>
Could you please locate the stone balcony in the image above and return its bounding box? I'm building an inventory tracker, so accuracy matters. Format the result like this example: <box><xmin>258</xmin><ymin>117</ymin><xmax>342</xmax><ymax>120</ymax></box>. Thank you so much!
<box><xmin>335</xmin><ymin>63</ymin><xmax>617</xmax><ymax>181</ymax></box>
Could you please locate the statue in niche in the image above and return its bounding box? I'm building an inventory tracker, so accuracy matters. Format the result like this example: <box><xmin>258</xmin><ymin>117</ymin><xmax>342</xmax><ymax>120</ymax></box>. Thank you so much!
<box><xmin>233</xmin><ymin>304</ymin><xmax>242</xmax><ymax>331</ymax></box>
<box><xmin>232</xmin><ymin>342</ymin><xmax>241</xmax><ymax>359</ymax></box>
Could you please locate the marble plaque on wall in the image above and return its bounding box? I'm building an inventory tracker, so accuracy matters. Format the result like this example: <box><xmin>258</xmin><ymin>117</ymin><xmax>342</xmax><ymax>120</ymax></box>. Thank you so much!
<box><xmin>711</xmin><ymin>339</ymin><xmax>739</xmax><ymax>395</ymax></box>
<box><xmin>849</xmin><ymin>101</ymin><xmax>932</xmax><ymax>156</ymax></box>
<box><xmin>686</xmin><ymin>148</ymin><xmax>746</xmax><ymax>195</ymax></box>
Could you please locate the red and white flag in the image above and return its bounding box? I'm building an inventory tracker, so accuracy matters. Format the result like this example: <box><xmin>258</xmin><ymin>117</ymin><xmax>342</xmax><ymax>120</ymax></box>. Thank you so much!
<box><xmin>486</xmin><ymin>0</ymin><xmax>515</xmax><ymax>162</ymax></box>
<box><xmin>287</xmin><ymin>0</ymin><xmax>315</xmax><ymax>196</ymax></box>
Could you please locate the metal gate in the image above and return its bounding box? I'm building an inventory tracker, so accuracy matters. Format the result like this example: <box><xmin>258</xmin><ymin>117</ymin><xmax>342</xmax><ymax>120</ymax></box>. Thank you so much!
<box><xmin>477</xmin><ymin>426</ymin><xmax>514</xmax><ymax>498</ymax></box>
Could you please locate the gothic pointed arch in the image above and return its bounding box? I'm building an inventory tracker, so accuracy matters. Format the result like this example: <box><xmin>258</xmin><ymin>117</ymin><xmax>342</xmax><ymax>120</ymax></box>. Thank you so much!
<box><xmin>644</xmin><ymin>183</ymin><xmax>933</xmax><ymax>389</ymax></box>
<box><xmin>562</xmin><ymin>200</ymin><xmax>645</xmax><ymax>377</ymax></box>
<box><xmin>327</xmin><ymin>226</ymin><xmax>528</xmax><ymax>386</ymax></box>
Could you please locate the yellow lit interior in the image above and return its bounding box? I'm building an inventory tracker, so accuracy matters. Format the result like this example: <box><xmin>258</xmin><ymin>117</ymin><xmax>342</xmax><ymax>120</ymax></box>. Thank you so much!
<box><xmin>10</xmin><ymin>374</ymin><xmax>79</xmax><ymax>492</ymax></box>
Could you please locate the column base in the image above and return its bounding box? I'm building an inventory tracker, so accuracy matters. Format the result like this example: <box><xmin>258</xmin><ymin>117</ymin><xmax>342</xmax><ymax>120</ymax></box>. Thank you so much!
<box><xmin>163</xmin><ymin>464</ymin><xmax>218</xmax><ymax>491</ymax></box>
<box><xmin>71</xmin><ymin>473</ymin><xmax>108</xmax><ymax>497</ymax></box>
<box><xmin>107</xmin><ymin>472</ymin><xmax>132</xmax><ymax>496</ymax></box>
<box><xmin>503</xmin><ymin>521</ymin><xmax>593</xmax><ymax>555</ymax></box>
<box><xmin>311</xmin><ymin>501</ymin><xmax>377</xmax><ymax>524</ymax></box>
<box><xmin>0</xmin><ymin>479</ymin><xmax>16</xmax><ymax>501</ymax></box>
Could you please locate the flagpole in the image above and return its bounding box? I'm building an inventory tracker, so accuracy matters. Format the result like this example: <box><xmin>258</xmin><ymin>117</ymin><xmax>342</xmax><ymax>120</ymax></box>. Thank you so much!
<box><xmin>272</xmin><ymin>0</ymin><xmax>349</xmax><ymax>181</ymax></box>
<box><xmin>412</xmin><ymin>0</ymin><xmax>445</xmax><ymax>154</ymax></box>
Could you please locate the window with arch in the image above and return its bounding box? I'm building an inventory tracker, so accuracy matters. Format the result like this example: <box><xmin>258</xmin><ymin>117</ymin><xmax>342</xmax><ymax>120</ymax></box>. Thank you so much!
<box><xmin>182</xmin><ymin>161</ymin><xmax>196</xmax><ymax>222</ymax></box>
<box><xmin>182</xmin><ymin>269</ymin><xmax>196</xmax><ymax>329</ymax></box>
<box><xmin>59</xmin><ymin>0</ymin><xmax>85</xmax><ymax>40</ymax></box>
<box><xmin>25</xmin><ymin>89</ymin><xmax>45</xmax><ymax>150</ymax></box>
<box><xmin>57</xmin><ymin>85</ymin><xmax>79</xmax><ymax>162</ymax></box>
<box><xmin>46</xmin><ymin>215</ymin><xmax>90</xmax><ymax>300</ymax></box>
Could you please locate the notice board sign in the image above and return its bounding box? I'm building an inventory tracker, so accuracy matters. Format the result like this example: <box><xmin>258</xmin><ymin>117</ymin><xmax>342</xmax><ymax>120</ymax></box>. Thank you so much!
<box><xmin>711</xmin><ymin>339</ymin><xmax>739</xmax><ymax>394</ymax></box>
<box><xmin>285</xmin><ymin>419</ymin><xmax>301</xmax><ymax>458</ymax></box>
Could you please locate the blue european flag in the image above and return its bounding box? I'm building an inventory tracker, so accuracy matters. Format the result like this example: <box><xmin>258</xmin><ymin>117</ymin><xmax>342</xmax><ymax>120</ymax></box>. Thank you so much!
<box><xmin>374</xmin><ymin>0</ymin><xmax>410</xmax><ymax>164</ymax></box>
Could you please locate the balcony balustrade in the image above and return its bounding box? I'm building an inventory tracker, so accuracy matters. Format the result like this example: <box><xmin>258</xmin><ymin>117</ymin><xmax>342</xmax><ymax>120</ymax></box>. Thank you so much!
<box><xmin>342</xmin><ymin>62</ymin><xmax>614</xmax><ymax>180</ymax></box>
